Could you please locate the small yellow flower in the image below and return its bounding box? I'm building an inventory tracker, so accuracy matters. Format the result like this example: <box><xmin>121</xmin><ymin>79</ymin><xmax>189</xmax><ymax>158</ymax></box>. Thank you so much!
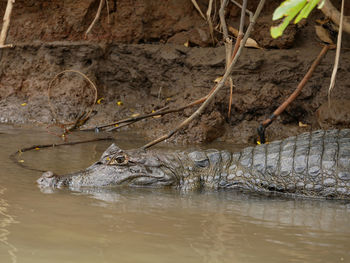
<box><xmin>115</xmin><ymin>124</ymin><xmax>119</xmax><ymax>127</ymax></box>
<box><xmin>298</xmin><ymin>121</ymin><xmax>308</xmax><ymax>127</ymax></box>
<box><xmin>97</xmin><ymin>98</ymin><xmax>104</xmax><ymax>104</ymax></box>
<box><xmin>256</xmin><ymin>140</ymin><xmax>269</xmax><ymax>145</ymax></box>
<box><xmin>21</xmin><ymin>103</ymin><xmax>27</xmax><ymax>106</ymax></box>
<box><xmin>214</xmin><ymin>76</ymin><xmax>223</xmax><ymax>83</ymax></box>
<box><xmin>117</xmin><ymin>101</ymin><xmax>123</xmax><ymax>106</ymax></box>
<box><xmin>35</xmin><ymin>147</ymin><xmax>40</xmax><ymax>150</ymax></box>
<box><xmin>106</xmin><ymin>157</ymin><xmax>110</xmax><ymax>161</ymax></box>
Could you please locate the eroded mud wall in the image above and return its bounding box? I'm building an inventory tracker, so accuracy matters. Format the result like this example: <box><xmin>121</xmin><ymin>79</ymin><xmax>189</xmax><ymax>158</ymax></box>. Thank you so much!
<box><xmin>0</xmin><ymin>0</ymin><xmax>349</xmax><ymax>143</ymax></box>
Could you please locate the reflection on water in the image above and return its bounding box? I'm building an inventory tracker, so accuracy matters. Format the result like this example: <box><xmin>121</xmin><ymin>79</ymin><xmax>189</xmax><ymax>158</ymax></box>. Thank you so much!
<box><xmin>0</xmin><ymin>124</ymin><xmax>350</xmax><ymax>263</ymax></box>
<box><xmin>0</xmin><ymin>186</ymin><xmax>18</xmax><ymax>263</ymax></box>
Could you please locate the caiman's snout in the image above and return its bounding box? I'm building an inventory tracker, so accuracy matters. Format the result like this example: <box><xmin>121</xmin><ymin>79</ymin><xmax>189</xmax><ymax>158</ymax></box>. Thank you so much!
<box><xmin>37</xmin><ymin>171</ymin><xmax>58</xmax><ymax>188</ymax></box>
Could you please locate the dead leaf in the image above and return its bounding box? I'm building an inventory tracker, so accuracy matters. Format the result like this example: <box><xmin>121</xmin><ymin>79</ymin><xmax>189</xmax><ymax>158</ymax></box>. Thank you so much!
<box><xmin>229</xmin><ymin>26</ymin><xmax>239</xmax><ymax>36</ymax></box>
<box><xmin>315</xmin><ymin>25</ymin><xmax>333</xmax><ymax>44</ymax></box>
<box><xmin>184</xmin><ymin>41</ymin><xmax>190</xmax><ymax>47</ymax></box>
<box><xmin>228</xmin><ymin>26</ymin><xmax>260</xmax><ymax>49</ymax></box>
<box><xmin>244</xmin><ymin>38</ymin><xmax>260</xmax><ymax>49</ymax></box>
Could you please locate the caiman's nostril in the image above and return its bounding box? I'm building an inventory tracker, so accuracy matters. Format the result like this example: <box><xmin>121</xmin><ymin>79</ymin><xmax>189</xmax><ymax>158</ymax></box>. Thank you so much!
<box><xmin>42</xmin><ymin>171</ymin><xmax>55</xmax><ymax>178</ymax></box>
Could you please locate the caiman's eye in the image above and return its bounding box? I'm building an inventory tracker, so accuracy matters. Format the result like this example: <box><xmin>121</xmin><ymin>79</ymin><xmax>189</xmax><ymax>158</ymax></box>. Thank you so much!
<box><xmin>108</xmin><ymin>155</ymin><xmax>128</xmax><ymax>165</ymax></box>
<box><xmin>115</xmin><ymin>156</ymin><xmax>125</xmax><ymax>164</ymax></box>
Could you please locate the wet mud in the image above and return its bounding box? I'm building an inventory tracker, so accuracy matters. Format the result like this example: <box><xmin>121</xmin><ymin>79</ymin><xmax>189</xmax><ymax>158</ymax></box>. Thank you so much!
<box><xmin>0</xmin><ymin>0</ymin><xmax>350</xmax><ymax>145</ymax></box>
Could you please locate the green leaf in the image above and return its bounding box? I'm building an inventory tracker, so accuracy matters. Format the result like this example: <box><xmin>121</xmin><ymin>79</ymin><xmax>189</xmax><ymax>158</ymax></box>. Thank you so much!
<box><xmin>295</xmin><ymin>0</ymin><xmax>319</xmax><ymax>23</ymax></box>
<box><xmin>271</xmin><ymin>0</ymin><xmax>323</xmax><ymax>39</ymax></box>
<box><xmin>271</xmin><ymin>0</ymin><xmax>307</xmax><ymax>38</ymax></box>
<box><xmin>272</xmin><ymin>0</ymin><xmax>306</xmax><ymax>21</ymax></box>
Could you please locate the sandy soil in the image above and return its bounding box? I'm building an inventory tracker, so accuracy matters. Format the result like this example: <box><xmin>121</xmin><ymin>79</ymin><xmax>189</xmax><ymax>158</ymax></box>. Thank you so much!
<box><xmin>0</xmin><ymin>0</ymin><xmax>349</xmax><ymax>145</ymax></box>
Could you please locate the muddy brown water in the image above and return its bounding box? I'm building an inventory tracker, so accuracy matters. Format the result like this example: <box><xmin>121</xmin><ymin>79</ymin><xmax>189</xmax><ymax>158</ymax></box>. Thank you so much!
<box><xmin>0</xmin><ymin>125</ymin><xmax>349</xmax><ymax>263</ymax></box>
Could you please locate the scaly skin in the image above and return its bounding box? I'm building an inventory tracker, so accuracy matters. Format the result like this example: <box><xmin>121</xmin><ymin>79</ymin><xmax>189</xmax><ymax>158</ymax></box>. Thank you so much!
<box><xmin>37</xmin><ymin>129</ymin><xmax>350</xmax><ymax>199</ymax></box>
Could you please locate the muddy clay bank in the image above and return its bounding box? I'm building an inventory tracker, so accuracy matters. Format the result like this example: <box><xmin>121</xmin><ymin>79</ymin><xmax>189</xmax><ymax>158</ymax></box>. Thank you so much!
<box><xmin>0</xmin><ymin>41</ymin><xmax>349</xmax><ymax>145</ymax></box>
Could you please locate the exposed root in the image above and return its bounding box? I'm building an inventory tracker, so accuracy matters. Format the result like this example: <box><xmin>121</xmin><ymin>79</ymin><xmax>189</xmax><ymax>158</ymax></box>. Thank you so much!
<box><xmin>85</xmin><ymin>0</ymin><xmax>105</xmax><ymax>37</ymax></box>
<box><xmin>0</xmin><ymin>0</ymin><xmax>15</xmax><ymax>48</ymax></box>
<box><xmin>10</xmin><ymin>137</ymin><xmax>113</xmax><ymax>173</ymax></box>
<box><xmin>258</xmin><ymin>45</ymin><xmax>331</xmax><ymax>143</ymax></box>
<box><xmin>48</xmin><ymin>69</ymin><xmax>98</xmax><ymax>131</ymax></box>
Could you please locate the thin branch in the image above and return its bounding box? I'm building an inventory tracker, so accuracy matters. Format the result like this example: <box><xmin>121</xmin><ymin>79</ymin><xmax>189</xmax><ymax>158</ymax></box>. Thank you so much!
<box><xmin>219</xmin><ymin>0</ymin><xmax>229</xmax><ymax>40</ymax></box>
<box><xmin>0</xmin><ymin>0</ymin><xmax>15</xmax><ymax>48</ymax></box>
<box><xmin>238</xmin><ymin>0</ymin><xmax>247</xmax><ymax>34</ymax></box>
<box><xmin>85</xmin><ymin>0</ymin><xmax>104</xmax><ymax>37</ymax></box>
<box><xmin>10</xmin><ymin>137</ymin><xmax>113</xmax><ymax>173</ymax></box>
<box><xmin>328</xmin><ymin>0</ymin><xmax>344</xmax><ymax>104</ymax></box>
<box><xmin>81</xmin><ymin>88</ymin><xmax>221</xmax><ymax>133</ymax></box>
<box><xmin>206</xmin><ymin>0</ymin><xmax>215</xmax><ymax>44</ymax></box>
<box><xmin>142</xmin><ymin>0</ymin><xmax>266</xmax><ymax>150</ymax></box>
<box><xmin>104</xmin><ymin>106</ymin><xmax>169</xmax><ymax>132</ymax></box>
<box><xmin>228</xmin><ymin>78</ymin><xmax>234</xmax><ymax>118</ymax></box>
<box><xmin>227</xmin><ymin>0</ymin><xmax>247</xmax><ymax>118</ymax></box>
<box><xmin>220</xmin><ymin>0</ymin><xmax>246</xmax><ymax>119</ymax></box>
<box><xmin>230</xmin><ymin>0</ymin><xmax>253</xmax><ymax>21</ymax></box>
<box><xmin>230</xmin><ymin>0</ymin><xmax>247</xmax><ymax>61</ymax></box>
<box><xmin>191</xmin><ymin>0</ymin><xmax>206</xmax><ymax>20</ymax></box>
<box><xmin>258</xmin><ymin>44</ymin><xmax>330</xmax><ymax>143</ymax></box>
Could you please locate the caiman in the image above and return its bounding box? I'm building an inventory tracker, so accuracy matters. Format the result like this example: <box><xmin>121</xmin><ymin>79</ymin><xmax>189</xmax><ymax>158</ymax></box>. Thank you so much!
<box><xmin>37</xmin><ymin>129</ymin><xmax>350</xmax><ymax>199</ymax></box>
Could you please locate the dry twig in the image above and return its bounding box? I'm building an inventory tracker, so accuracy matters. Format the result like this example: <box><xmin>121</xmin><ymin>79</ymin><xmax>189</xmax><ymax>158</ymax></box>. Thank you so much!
<box><xmin>85</xmin><ymin>0</ymin><xmax>104</xmax><ymax>37</ymax></box>
<box><xmin>0</xmin><ymin>0</ymin><xmax>15</xmax><ymax>48</ymax></box>
<box><xmin>82</xmin><ymin>89</ymin><xmax>221</xmax><ymax>132</ymax></box>
<box><xmin>207</xmin><ymin>0</ymin><xmax>215</xmax><ymax>44</ymax></box>
<box><xmin>258</xmin><ymin>44</ymin><xmax>331</xmax><ymax>143</ymax></box>
<box><xmin>328</xmin><ymin>0</ymin><xmax>344</xmax><ymax>103</ymax></box>
<box><xmin>219</xmin><ymin>0</ymin><xmax>229</xmax><ymax>41</ymax></box>
<box><xmin>10</xmin><ymin>137</ymin><xmax>113</xmax><ymax>173</ymax></box>
<box><xmin>191</xmin><ymin>0</ymin><xmax>206</xmax><ymax>20</ymax></box>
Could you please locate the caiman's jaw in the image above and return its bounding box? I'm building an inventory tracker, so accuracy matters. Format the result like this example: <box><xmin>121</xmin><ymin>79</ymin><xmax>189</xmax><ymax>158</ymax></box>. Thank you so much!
<box><xmin>37</xmin><ymin>143</ymin><xmax>178</xmax><ymax>190</ymax></box>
